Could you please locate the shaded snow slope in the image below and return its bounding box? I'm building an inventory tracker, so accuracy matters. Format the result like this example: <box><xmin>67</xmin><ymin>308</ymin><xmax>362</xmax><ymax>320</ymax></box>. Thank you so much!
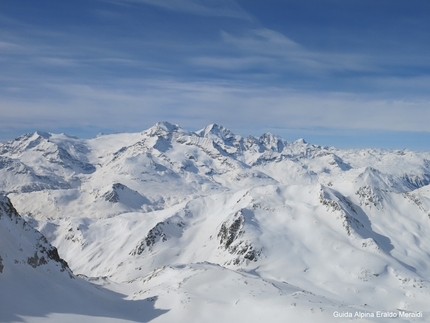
<box><xmin>0</xmin><ymin>195</ymin><xmax>166</xmax><ymax>323</ymax></box>
<box><xmin>0</xmin><ymin>195</ymin><xmax>70</xmax><ymax>276</ymax></box>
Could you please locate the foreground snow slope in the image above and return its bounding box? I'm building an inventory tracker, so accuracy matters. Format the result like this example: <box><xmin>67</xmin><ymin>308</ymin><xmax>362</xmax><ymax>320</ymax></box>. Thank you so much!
<box><xmin>0</xmin><ymin>195</ymin><xmax>166</xmax><ymax>323</ymax></box>
<box><xmin>2</xmin><ymin>122</ymin><xmax>430</xmax><ymax>322</ymax></box>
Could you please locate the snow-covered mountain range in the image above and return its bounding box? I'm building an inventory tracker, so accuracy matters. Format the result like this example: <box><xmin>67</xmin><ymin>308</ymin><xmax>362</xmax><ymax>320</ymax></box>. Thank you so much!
<box><xmin>1</xmin><ymin>122</ymin><xmax>430</xmax><ymax>322</ymax></box>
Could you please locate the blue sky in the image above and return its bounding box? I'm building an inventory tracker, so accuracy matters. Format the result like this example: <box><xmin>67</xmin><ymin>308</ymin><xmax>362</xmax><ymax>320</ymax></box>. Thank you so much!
<box><xmin>1</xmin><ymin>0</ymin><xmax>430</xmax><ymax>150</ymax></box>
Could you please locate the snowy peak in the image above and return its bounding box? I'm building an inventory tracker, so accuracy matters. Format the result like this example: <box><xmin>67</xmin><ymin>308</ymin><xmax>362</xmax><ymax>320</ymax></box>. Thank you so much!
<box><xmin>356</xmin><ymin>167</ymin><xmax>391</xmax><ymax>189</ymax></box>
<box><xmin>0</xmin><ymin>130</ymin><xmax>96</xmax><ymax>193</ymax></box>
<box><xmin>294</xmin><ymin>138</ymin><xmax>307</xmax><ymax>144</ymax></box>
<box><xmin>0</xmin><ymin>131</ymin><xmax>50</xmax><ymax>155</ymax></box>
<box><xmin>198</xmin><ymin>123</ymin><xmax>237</xmax><ymax>141</ymax></box>
<box><xmin>192</xmin><ymin>124</ymin><xmax>250</xmax><ymax>159</ymax></box>
<box><xmin>259</xmin><ymin>132</ymin><xmax>286</xmax><ymax>152</ymax></box>
<box><xmin>101</xmin><ymin>182</ymin><xmax>150</xmax><ymax>209</ymax></box>
<box><xmin>144</xmin><ymin>121</ymin><xmax>185</xmax><ymax>138</ymax></box>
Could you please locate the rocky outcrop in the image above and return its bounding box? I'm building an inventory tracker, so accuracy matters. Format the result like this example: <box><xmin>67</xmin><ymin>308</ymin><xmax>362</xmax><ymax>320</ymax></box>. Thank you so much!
<box><xmin>131</xmin><ymin>217</ymin><xmax>185</xmax><ymax>255</ymax></box>
<box><xmin>101</xmin><ymin>183</ymin><xmax>150</xmax><ymax>209</ymax></box>
<box><xmin>355</xmin><ymin>186</ymin><xmax>383</xmax><ymax>209</ymax></box>
<box><xmin>218</xmin><ymin>209</ymin><xmax>261</xmax><ymax>265</ymax></box>
<box><xmin>0</xmin><ymin>195</ymin><xmax>70</xmax><ymax>274</ymax></box>
<box><xmin>102</xmin><ymin>183</ymin><xmax>126</xmax><ymax>203</ymax></box>
<box><xmin>319</xmin><ymin>188</ymin><xmax>363</xmax><ymax>236</ymax></box>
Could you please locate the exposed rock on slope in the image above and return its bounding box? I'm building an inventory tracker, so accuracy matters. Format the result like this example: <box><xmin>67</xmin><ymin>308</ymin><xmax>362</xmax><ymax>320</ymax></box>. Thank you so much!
<box><xmin>0</xmin><ymin>195</ymin><xmax>70</xmax><ymax>275</ymax></box>
<box><xmin>218</xmin><ymin>209</ymin><xmax>261</xmax><ymax>265</ymax></box>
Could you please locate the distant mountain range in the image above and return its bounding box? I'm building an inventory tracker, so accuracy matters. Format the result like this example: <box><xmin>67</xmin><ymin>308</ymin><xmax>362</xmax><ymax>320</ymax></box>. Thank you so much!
<box><xmin>1</xmin><ymin>122</ymin><xmax>430</xmax><ymax>322</ymax></box>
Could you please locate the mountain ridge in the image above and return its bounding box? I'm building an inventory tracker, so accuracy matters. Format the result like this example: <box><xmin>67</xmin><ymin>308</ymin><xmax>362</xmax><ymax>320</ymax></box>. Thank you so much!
<box><xmin>2</xmin><ymin>122</ymin><xmax>430</xmax><ymax>322</ymax></box>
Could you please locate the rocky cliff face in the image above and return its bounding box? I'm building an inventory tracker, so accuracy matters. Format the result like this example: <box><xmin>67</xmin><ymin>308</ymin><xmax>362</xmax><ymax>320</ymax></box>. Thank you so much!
<box><xmin>0</xmin><ymin>195</ymin><xmax>70</xmax><ymax>276</ymax></box>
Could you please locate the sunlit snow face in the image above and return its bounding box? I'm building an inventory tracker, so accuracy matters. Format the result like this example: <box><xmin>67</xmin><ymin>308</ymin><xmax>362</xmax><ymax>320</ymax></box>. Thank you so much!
<box><xmin>2</xmin><ymin>123</ymin><xmax>430</xmax><ymax>322</ymax></box>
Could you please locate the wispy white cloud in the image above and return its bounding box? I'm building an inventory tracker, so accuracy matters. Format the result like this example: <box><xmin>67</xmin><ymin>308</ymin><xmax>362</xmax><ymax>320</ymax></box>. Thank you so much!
<box><xmin>205</xmin><ymin>28</ymin><xmax>377</xmax><ymax>75</ymax></box>
<box><xmin>221</xmin><ymin>28</ymin><xmax>301</xmax><ymax>53</ymax></box>
<box><xmin>0</xmin><ymin>40</ymin><xmax>24</xmax><ymax>52</ymax></box>
<box><xmin>102</xmin><ymin>0</ymin><xmax>251</xmax><ymax>19</ymax></box>
<box><xmin>363</xmin><ymin>75</ymin><xmax>430</xmax><ymax>96</ymax></box>
<box><xmin>1</xmin><ymin>80</ymin><xmax>429</xmax><ymax>141</ymax></box>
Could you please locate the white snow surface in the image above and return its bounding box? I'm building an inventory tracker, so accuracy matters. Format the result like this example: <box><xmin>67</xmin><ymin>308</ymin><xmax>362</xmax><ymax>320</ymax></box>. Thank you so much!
<box><xmin>1</xmin><ymin>122</ymin><xmax>430</xmax><ymax>322</ymax></box>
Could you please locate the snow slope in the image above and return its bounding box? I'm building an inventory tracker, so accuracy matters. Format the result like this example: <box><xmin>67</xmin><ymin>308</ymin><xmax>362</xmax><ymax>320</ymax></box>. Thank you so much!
<box><xmin>0</xmin><ymin>195</ymin><xmax>167</xmax><ymax>323</ymax></box>
<box><xmin>1</xmin><ymin>122</ymin><xmax>430</xmax><ymax>322</ymax></box>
